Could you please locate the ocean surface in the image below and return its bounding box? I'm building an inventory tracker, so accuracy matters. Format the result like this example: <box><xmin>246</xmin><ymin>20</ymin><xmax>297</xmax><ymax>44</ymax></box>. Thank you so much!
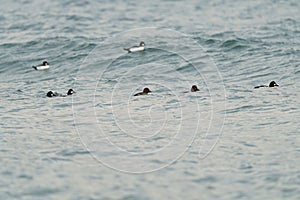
<box><xmin>1</xmin><ymin>0</ymin><xmax>299</xmax><ymax>199</ymax></box>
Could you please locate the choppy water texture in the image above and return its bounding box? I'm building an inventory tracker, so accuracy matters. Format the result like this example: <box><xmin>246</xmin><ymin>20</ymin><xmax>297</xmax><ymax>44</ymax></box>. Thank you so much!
<box><xmin>1</xmin><ymin>0</ymin><xmax>300</xmax><ymax>199</ymax></box>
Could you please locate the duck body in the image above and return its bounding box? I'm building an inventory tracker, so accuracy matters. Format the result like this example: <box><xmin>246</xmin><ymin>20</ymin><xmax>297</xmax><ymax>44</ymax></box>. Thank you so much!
<box><xmin>33</xmin><ymin>61</ymin><xmax>49</xmax><ymax>71</ymax></box>
<box><xmin>254</xmin><ymin>81</ymin><xmax>279</xmax><ymax>89</ymax></box>
<box><xmin>67</xmin><ymin>89</ymin><xmax>76</xmax><ymax>95</ymax></box>
<box><xmin>191</xmin><ymin>85</ymin><xmax>199</xmax><ymax>92</ymax></box>
<box><xmin>124</xmin><ymin>42</ymin><xmax>145</xmax><ymax>53</ymax></box>
<box><xmin>47</xmin><ymin>91</ymin><xmax>57</xmax><ymax>97</ymax></box>
<box><xmin>47</xmin><ymin>89</ymin><xmax>75</xmax><ymax>98</ymax></box>
<box><xmin>134</xmin><ymin>87</ymin><xmax>151</xmax><ymax>96</ymax></box>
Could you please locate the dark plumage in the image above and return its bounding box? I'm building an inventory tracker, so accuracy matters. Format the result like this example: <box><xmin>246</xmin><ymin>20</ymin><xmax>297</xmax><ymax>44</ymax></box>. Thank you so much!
<box><xmin>134</xmin><ymin>87</ymin><xmax>151</xmax><ymax>96</ymax></box>
<box><xmin>191</xmin><ymin>85</ymin><xmax>199</xmax><ymax>92</ymax></box>
<box><xmin>254</xmin><ymin>81</ymin><xmax>279</xmax><ymax>89</ymax></box>
<box><xmin>67</xmin><ymin>89</ymin><xmax>75</xmax><ymax>95</ymax></box>
<box><xmin>47</xmin><ymin>89</ymin><xmax>75</xmax><ymax>97</ymax></box>
<box><xmin>42</xmin><ymin>61</ymin><xmax>49</xmax><ymax>66</ymax></box>
<box><xmin>269</xmin><ymin>81</ymin><xmax>279</xmax><ymax>87</ymax></box>
<box><xmin>47</xmin><ymin>91</ymin><xmax>56</xmax><ymax>97</ymax></box>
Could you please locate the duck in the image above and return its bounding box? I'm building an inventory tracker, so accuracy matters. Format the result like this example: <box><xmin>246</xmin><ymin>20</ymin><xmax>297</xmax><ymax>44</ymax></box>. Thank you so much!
<box><xmin>191</xmin><ymin>85</ymin><xmax>200</xmax><ymax>92</ymax></box>
<box><xmin>47</xmin><ymin>91</ymin><xmax>57</xmax><ymax>97</ymax></box>
<box><xmin>67</xmin><ymin>89</ymin><xmax>76</xmax><ymax>95</ymax></box>
<box><xmin>32</xmin><ymin>61</ymin><xmax>50</xmax><ymax>71</ymax></box>
<box><xmin>124</xmin><ymin>41</ymin><xmax>145</xmax><ymax>53</ymax></box>
<box><xmin>254</xmin><ymin>81</ymin><xmax>279</xmax><ymax>89</ymax></box>
<box><xmin>134</xmin><ymin>87</ymin><xmax>151</xmax><ymax>96</ymax></box>
<box><xmin>47</xmin><ymin>89</ymin><xmax>75</xmax><ymax>97</ymax></box>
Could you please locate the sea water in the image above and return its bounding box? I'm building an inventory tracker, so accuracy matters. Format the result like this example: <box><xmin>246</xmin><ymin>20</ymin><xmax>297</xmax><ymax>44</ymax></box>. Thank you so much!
<box><xmin>0</xmin><ymin>0</ymin><xmax>299</xmax><ymax>199</ymax></box>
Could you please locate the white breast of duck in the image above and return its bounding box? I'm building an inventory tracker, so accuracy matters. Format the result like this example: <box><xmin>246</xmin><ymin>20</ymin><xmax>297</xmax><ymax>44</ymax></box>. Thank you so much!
<box><xmin>124</xmin><ymin>41</ymin><xmax>145</xmax><ymax>53</ymax></box>
<box><xmin>33</xmin><ymin>61</ymin><xmax>50</xmax><ymax>71</ymax></box>
<box><xmin>128</xmin><ymin>46</ymin><xmax>145</xmax><ymax>52</ymax></box>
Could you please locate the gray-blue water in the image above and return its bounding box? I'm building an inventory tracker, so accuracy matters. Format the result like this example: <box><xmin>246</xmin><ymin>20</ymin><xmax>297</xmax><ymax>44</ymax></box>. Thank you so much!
<box><xmin>1</xmin><ymin>0</ymin><xmax>299</xmax><ymax>199</ymax></box>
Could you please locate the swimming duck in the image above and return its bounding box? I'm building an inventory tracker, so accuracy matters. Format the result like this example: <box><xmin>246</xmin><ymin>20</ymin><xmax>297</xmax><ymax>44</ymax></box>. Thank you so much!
<box><xmin>191</xmin><ymin>85</ymin><xmax>200</xmax><ymax>92</ymax></box>
<box><xmin>46</xmin><ymin>91</ymin><xmax>57</xmax><ymax>97</ymax></box>
<box><xmin>254</xmin><ymin>81</ymin><xmax>279</xmax><ymax>89</ymax></box>
<box><xmin>47</xmin><ymin>89</ymin><xmax>75</xmax><ymax>97</ymax></box>
<box><xmin>32</xmin><ymin>61</ymin><xmax>50</xmax><ymax>71</ymax></box>
<box><xmin>124</xmin><ymin>41</ymin><xmax>145</xmax><ymax>53</ymax></box>
<box><xmin>67</xmin><ymin>89</ymin><xmax>76</xmax><ymax>95</ymax></box>
<box><xmin>134</xmin><ymin>87</ymin><xmax>151</xmax><ymax>96</ymax></box>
